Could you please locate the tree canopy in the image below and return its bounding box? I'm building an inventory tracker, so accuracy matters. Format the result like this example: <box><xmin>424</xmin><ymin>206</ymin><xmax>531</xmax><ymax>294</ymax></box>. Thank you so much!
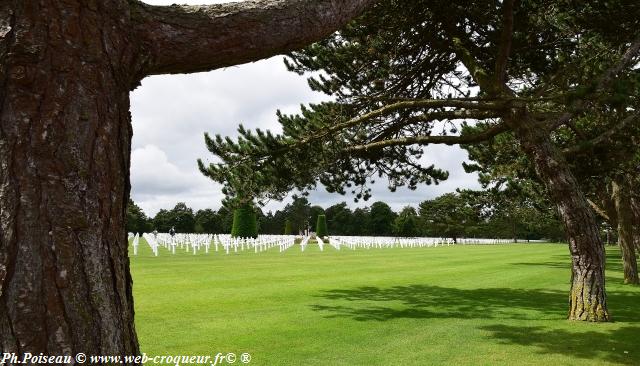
<box><xmin>199</xmin><ymin>0</ymin><xmax>640</xmax><ymax>206</ymax></box>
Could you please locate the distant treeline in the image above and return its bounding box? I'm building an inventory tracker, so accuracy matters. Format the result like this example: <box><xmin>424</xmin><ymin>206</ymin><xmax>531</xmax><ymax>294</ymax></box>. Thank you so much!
<box><xmin>127</xmin><ymin>191</ymin><xmax>567</xmax><ymax>242</ymax></box>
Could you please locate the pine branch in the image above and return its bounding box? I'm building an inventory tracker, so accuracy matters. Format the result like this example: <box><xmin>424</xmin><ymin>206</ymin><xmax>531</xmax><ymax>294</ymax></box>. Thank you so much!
<box><xmin>369</xmin><ymin>110</ymin><xmax>502</xmax><ymax>144</ymax></box>
<box><xmin>347</xmin><ymin>122</ymin><xmax>509</xmax><ymax>152</ymax></box>
<box><xmin>547</xmin><ymin>37</ymin><xmax>640</xmax><ymax>130</ymax></box>
<box><xmin>562</xmin><ymin>113</ymin><xmax>639</xmax><ymax>155</ymax></box>
<box><xmin>297</xmin><ymin>99</ymin><xmax>506</xmax><ymax>141</ymax></box>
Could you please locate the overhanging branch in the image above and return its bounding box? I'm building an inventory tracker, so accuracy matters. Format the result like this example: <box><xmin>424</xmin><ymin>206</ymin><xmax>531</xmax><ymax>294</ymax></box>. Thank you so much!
<box><xmin>289</xmin><ymin>99</ymin><xmax>507</xmax><ymax>148</ymax></box>
<box><xmin>130</xmin><ymin>0</ymin><xmax>376</xmax><ymax>76</ymax></box>
<box><xmin>347</xmin><ymin>122</ymin><xmax>510</xmax><ymax>152</ymax></box>
<box><xmin>234</xmin><ymin>100</ymin><xmax>506</xmax><ymax>164</ymax></box>
<box><xmin>369</xmin><ymin>110</ymin><xmax>502</xmax><ymax>144</ymax></box>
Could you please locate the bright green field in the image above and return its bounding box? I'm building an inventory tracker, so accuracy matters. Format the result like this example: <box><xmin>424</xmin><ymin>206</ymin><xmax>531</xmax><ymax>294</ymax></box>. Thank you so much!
<box><xmin>130</xmin><ymin>241</ymin><xmax>640</xmax><ymax>366</ymax></box>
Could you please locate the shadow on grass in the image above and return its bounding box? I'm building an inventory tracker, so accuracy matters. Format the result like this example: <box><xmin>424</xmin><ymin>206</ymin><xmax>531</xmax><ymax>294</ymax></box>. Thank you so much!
<box><xmin>511</xmin><ymin>250</ymin><xmax>639</xmax><ymax>285</ymax></box>
<box><xmin>311</xmin><ymin>285</ymin><xmax>568</xmax><ymax>321</ymax></box>
<box><xmin>480</xmin><ymin>324</ymin><xmax>640</xmax><ymax>365</ymax></box>
<box><xmin>510</xmin><ymin>261</ymin><xmax>570</xmax><ymax>269</ymax></box>
<box><xmin>312</xmin><ymin>285</ymin><xmax>640</xmax><ymax>364</ymax></box>
<box><xmin>311</xmin><ymin>285</ymin><xmax>640</xmax><ymax>322</ymax></box>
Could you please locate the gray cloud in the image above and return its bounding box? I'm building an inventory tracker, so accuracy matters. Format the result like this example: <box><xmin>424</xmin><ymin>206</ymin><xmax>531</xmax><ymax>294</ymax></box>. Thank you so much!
<box><xmin>131</xmin><ymin>0</ymin><xmax>480</xmax><ymax>216</ymax></box>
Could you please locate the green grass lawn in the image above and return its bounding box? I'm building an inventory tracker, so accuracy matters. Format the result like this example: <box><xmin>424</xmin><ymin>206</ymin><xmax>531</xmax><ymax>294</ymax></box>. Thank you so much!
<box><xmin>130</xmin><ymin>240</ymin><xmax>640</xmax><ymax>365</ymax></box>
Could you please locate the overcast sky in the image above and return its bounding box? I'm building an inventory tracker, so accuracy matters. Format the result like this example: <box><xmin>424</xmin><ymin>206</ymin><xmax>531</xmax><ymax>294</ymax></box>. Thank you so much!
<box><xmin>131</xmin><ymin>0</ymin><xmax>480</xmax><ymax>216</ymax></box>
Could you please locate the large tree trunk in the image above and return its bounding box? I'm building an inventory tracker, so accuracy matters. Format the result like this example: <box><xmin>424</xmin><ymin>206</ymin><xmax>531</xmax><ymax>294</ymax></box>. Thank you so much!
<box><xmin>612</xmin><ymin>177</ymin><xmax>639</xmax><ymax>284</ymax></box>
<box><xmin>0</xmin><ymin>0</ymin><xmax>139</xmax><ymax>356</ymax></box>
<box><xmin>0</xmin><ymin>0</ymin><xmax>374</xmax><ymax>358</ymax></box>
<box><xmin>511</xmin><ymin>115</ymin><xmax>610</xmax><ymax>321</ymax></box>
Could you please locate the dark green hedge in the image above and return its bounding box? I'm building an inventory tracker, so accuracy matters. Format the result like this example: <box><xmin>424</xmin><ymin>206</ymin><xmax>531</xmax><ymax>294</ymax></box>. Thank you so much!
<box><xmin>231</xmin><ymin>203</ymin><xmax>258</xmax><ymax>238</ymax></box>
<box><xmin>316</xmin><ymin>214</ymin><xmax>328</xmax><ymax>238</ymax></box>
<box><xmin>284</xmin><ymin>219</ymin><xmax>293</xmax><ymax>235</ymax></box>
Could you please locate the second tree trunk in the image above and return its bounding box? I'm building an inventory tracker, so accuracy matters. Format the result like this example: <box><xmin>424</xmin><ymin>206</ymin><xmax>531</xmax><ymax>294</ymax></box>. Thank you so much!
<box><xmin>511</xmin><ymin>116</ymin><xmax>610</xmax><ymax>321</ymax></box>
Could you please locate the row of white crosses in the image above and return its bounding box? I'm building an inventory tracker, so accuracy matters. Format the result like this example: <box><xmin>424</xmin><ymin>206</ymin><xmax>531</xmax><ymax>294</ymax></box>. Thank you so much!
<box><xmin>128</xmin><ymin>233</ymin><xmax>140</xmax><ymax>255</ymax></box>
<box><xmin>329</xmin><ymin>236</ymin><xmax>446</xmax><ymax>250</ymax></box>
<box><xmin>316</xmin><ymin>237</ymin><xmax>324</xmax><ymax>251</ymax></box>
<box><xmin>327</xmin><ymin>236</ymin><xmax>428</xmax><ymax>250</ymax></box>
<box><xmin>129</xmin><ymin>232</ymin><xmax>529</xmax><ymax>257</ymax></box>
<box><xmin>278</xmin><ymin>236</ymin><xmax>296</xmax><ymax>252</ymax></box>
<box><xmin>327</xmin><ymin>236</ymin><xmax>523</xmax><ymax>250</ymax></box>
<box><xmin>213</xmin><ymin>234</ymin><xmax>295</xmax><ymax>254</ymax></box>
<box><xmin>327</xmin><ymin>237</ymin><xmax>341</xmax><ymax>251</ymax></box>
<box><xmin>457</xmin><ymin>238</ymin><xmax>516</xmax><ymax>245</ymax></box>
<box><xmin>131</xmin><ymin>233</ymin><xmax>297</xmax><ymax>256</ymax></box>
<box><xmin>300</xmin><ymin>236</ymin><xmax>310</xmax><ymax>252</ymax></box>
<box><xmin>154</xmin><ymin>233</ymin><xmax>213</xmax><ymax>255</ymax></box>
<box><xmin>143</xmin><ymin>233</ymin><xmax>160</xmax><ymax>256</ymax></box>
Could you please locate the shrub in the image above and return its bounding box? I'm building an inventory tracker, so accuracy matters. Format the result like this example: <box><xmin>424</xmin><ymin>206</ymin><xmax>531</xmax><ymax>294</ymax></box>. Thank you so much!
<box><xmin>316</xmin><ymin>214</ymin><xmax>328</xmax><ymax>238</ymax></box>
<box><xmin>284</xmin><ymin>219</ymin><xmax>293</xmax><ymax>235</ymax></box>
<box><xmin>231</xmin><ymin>203</ymin><xmax>258</xmax><ymax>238</ymax></box>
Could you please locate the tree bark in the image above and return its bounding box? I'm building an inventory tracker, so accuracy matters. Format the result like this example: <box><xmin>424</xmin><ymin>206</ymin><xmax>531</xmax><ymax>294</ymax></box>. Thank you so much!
<box><xmin>0</xmin><ymin>0</ymin><xmax>374</xmax><ymax>359</ymax></box>
<box><xmin>509</xmin><ymin>114</ymin><xmax>610</xmax><ymax>321</ymax></box>
<box><xmin>129</xmin><ymin>0</ymin><xmax>375</xmax><ymax>76</ymax></box>
<box><xmin>0</xmin><ymin>0</ymin><xmax>139</xmax><ymax>356</ymax></box>
<box><xmin>612</xmin><ymin>177</ymin><xmax>639</xmax><ymax>284</ymax></box>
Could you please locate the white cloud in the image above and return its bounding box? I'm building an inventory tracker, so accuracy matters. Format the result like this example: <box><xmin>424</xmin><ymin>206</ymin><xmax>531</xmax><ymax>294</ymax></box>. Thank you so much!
<box><xmin>130</xmin><ymin>57</ymin><xmax>330</xmax><ymax>216</ymax></box>
<box><xmin>131</xmin><ymin>145</ymin><xmax>227</xmax><ymax>215</ymax></box>
<box><xmin>131</xmin><ymin>145</ymin><xmax>193</xmax><ymax>195</ymax></box>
